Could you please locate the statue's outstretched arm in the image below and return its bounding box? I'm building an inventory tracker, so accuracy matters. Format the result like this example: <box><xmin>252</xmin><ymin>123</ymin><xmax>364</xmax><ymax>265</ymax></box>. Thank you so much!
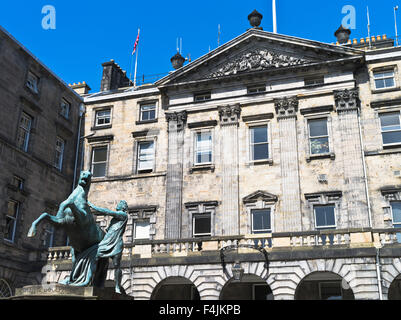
<box><xmin>88</xmin><ymin>202</ymin><xmax>127</xmax><ymax>221</ymax></box>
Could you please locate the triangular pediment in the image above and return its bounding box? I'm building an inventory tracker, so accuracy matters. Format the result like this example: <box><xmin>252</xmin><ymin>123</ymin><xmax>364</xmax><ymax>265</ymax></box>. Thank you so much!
<box><xmin>243</xmin><ymin>190</ymin><xmax>278</xmax><ymax>204</ymax></box>
<box><xmin>156</xmin><ymin>29</ymin><xmax>364</xmax><ymax>86</ymax></box>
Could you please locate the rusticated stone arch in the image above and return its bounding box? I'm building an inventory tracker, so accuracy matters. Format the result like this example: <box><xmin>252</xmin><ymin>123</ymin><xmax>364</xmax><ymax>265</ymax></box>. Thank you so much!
<box><xmin>127</xmin><ymin>264</ymin><xmax>228</xmax><ymax>300</ymax></box>
<box><xmin>380</xmin><ymin>257</ymin><xmax>401</xmax><ymax>300</ymax></box>
<box><xmin>265</xmin><ymin>258</ymin><xmax>379</xmax><ymax>300</ymax></box>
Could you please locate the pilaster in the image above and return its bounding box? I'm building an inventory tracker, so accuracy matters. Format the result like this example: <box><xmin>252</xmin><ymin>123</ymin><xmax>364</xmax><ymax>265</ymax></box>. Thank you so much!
<box><xmin>165</xmin><ymin>111</ymin><xmax>187</xmax><ymax>239</ymax></box>
<box><xmin>274</xmin><ymin>96</ymin><xmax>302</xmax><ymax>232</ymax></box>
<box><xmin>334</xmin><ymin>88</ymin><xmax>369</xmax><ymax>228</ymax></box>
<box><xmin>218</xmin><ymin>104</ymin><xmax>241</xmax><ymax>235</ymax></box>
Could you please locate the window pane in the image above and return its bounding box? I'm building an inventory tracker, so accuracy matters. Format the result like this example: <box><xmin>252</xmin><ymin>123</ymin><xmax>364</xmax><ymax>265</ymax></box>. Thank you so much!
<box><xmin>196</xmin><ymin>132</ymin><xmax>212</xmax><ymax>163</ymax></box>
<box><xmin>380</xmin><ymin>113</ymin><xmax>400</xmax><ymax>128</ymax></box>
<box><xmin>252</xmin><ymin>143</ymin><xmax>269</xmax><ymax>160</ymax></box>
<box><xmin>251</xmin><ymin>126</ymin><xmax>268</xmax><ymax>144</ymax></box>
<box><xmin>309</xmin><ymin>119</ymin><xmax>328</xmax><ymax>137</ymax></box>
<box><xmin>375</xmin><ymin>79</ymin><xmax>386</xmax><ymax>89</ymax></box>
<box><xmin>92</xmin><ymin>163</ymin><xmax>106</xmax><ymax>177</ymax></box>
<box><xmin>392</xmin><ymin>202</ymin><xmax>401</xmax><ymax>224</ymax></box>
<box><xmin>385</xmin><ymin>78</ymin><xmax>395</xmax><ymax>88</ymax></box>
<box><xmin>4</xmin><ymin>217</ymin><xmax>15</xmax><ymax>241</ymax></box>
<box><xmin>93</xmin><ymin>147</ymin><xmax>107</xmax><ymax>162</ymax></box>
<box><xmin>7</xmin><ymin>201</ymin><xmax>18</xmax><ymax>217</ymax></box>
<box><xmin>310</xmin><ymin>137</ymin><xmax>329</xmax><ymax>154</ymax></box>
<box><xmin>197</xmin><ymin>151</ymin><xmax>212</xmax><ymax>163</ymax></box>
<box><xmin>382</xmin><ymin>131</ymin><xmax>401</xmax><ymax>145</ymax></box>
<box><xmin>194</xmin><ymin>215</ymin><xmax>211</xmax><ymax>235</ymax></box>
<box><xmin>252</xmin><ymin>209</ymin><xmax>271</xmax><ymax>232</ymax></box>
<box><xmin>315</xmin><ymin>205</ymin><xmax>335</xmax><ymax>228</ymax></box>
<box><xmin>138</xmin><ymin>142</ymin><xmax>154</xmax><ymax>170</ymax></box>
<box><xmin>135</xmin><ymin>221</ymin><xmax>150</xmax><ymax>239</ymax></box>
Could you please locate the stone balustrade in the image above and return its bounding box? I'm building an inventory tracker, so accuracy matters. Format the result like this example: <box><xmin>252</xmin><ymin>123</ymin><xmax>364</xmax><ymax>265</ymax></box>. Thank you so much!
<box><xmin>44</xmin><ymin>228</ymin><xmax>401</xmax><ymax>261</ymax></box>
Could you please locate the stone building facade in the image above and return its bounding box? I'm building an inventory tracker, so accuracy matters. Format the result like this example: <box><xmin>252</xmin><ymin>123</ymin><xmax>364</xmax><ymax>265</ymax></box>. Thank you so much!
<box><xmin>0</xmin><ymin>26</ymin><xmax>83</xmax><ymax>297</ymax></box>
<box><xmin>25</xmin><ymin>15</ymin><xmax>401</xmax><ymax>300</ymax></box>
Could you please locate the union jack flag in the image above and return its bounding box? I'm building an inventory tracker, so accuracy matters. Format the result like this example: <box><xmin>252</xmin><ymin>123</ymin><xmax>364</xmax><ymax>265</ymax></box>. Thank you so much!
<box><xmin>132</xmin><ymin>29</ymin><xmax>140</xmax><ymax>55</ymax></box>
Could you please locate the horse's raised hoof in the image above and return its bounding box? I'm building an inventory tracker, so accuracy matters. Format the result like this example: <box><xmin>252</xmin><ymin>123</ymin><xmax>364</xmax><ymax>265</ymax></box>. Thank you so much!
<box><xmin>27</xmin><ymin>225</ymin><xmax>36</xmax><ymax>237</ymax></box>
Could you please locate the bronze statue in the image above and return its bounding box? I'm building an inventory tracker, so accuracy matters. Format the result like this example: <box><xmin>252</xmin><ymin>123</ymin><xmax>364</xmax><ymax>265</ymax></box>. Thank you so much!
<box><xmin>28</xmin><ymin>171</ymin><xmax>107</xmax><ymax>287</ymax></box>
<box><xmin>89</xmin><ymin>200</ymin><xmax>128</xmax><ymax>294</ymax></box>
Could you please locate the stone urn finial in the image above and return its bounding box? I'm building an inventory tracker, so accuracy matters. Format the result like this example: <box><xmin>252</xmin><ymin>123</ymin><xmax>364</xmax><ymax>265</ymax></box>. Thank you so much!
<box><xmin>334</xmin><ymin>25</ymin><xmax>351</xmax><ymax>44</ymax></box>
<box><xmin>171</xmin><ymin>52</ymin><xmax>186</xmax><ymax>70</ymax></box>
<box><xmin>248</xmin><ymin>9</ymin><xmax>263</xmax><ymax>29</ymax></box>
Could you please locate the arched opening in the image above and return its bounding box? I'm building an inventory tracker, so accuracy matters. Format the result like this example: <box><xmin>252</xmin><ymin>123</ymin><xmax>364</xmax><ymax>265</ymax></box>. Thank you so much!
<box><xmin>151</xmin><ymin>276</ymin><xmax>200</xmax><ymax>300</ymax></box>
<box><xmin>0</xmin><ymin>278</ymin><xmax>13</xmax><ymax>298</ymax></box>
<box><xmin>295</xmin><ymin>271</ymin><xmax>354</xmax><ymax>300</ymax></box>
<box><xmin>220</xmin><ymin>274</ymin><xmax>273</xmax><ymax>300</ymax></box>
<box><xmin>388</xmin><ymin>274</ymin><xmax>401</xmax><ymax>300</ymax></box>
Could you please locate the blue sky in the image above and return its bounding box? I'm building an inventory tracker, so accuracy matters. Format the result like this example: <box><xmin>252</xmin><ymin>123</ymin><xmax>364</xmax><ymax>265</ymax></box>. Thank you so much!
<box><xmin>1</xmin><ymin>0</ymin><xmax>400</xmax><ymax>92</ymax></box>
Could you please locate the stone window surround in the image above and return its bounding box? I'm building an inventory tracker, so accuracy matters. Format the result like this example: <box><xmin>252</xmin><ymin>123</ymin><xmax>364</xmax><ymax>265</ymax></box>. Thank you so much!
<box><xmin>136</xmin><ymin>99</ymin><xmax>159</xmax><ymax>124</ymax></box>
<box><xmin>60</xmin><ymin>98</ymin><xmax>71</xmax><ymax>120</ymax></box>
<box><xmin>302</xmin><ymin>111</ymin><xmax>335</xmax><ymax>162</ymax></box>
<box><xmin>129</xmin><ymin>206</ymin><xmax>157</xmax><ymax>241</ymax></box>
<box><xmin>88</xmin><ymin>142</ymin><xmax>111</xmax><ymax>179</ymax></box>
<box><xmin>380</xmin><ymin>187</ymin><xmax>401</xmax><ymax>227</ymax></box>
<box><xmin>369</xmin><ymin>64</ymin><xmax>400</xmax><ymax>94</ymax></box>
<box><xmin>189</xmin><ymin>126</ymin><xmax>215</xmax><ymax>173</ymax></box>
<box><xmin>132</xmin><ymin>134</ymin><xmax>158</xmax><ymax>175</ymax></box>
<box><xmin>91</xmin><ymin>106</ymin><xmax>113</xmax><ymax>130</ymax></box>
<box><xmin>244</xmin><ymin>119</ymin><xmax>273</xmax><ymax>166</ymax></box>
<box><xmin>376</xmin><ymin>108</ymin><xmax>401</xmax><ymax>149</ymax></box>
<box><xmin>304</xmin><ymin>191</ymin><xmax>342</xmax><ymax>230</ymax></box>
<box><xmin>16</xmin><ymin>111</ymin><xmax>33</xmax><ymax>153</ymax></box>
<box><xmin>3</xmin><ymin>199</ymin><xmax>21</xmax><ymax>244</ymax></box>
<box><xmin>184</xmin><ymin>201</ymin><xmax>218</xmax><ymax>238</ymax></box>
<box><xmin>243</xmin><ymin>191</ymin><xmax>278</xmax><ymax>234</ymax></box>
<box><xmin>25</xmin><ymin>69</ymin><xmax>41</xmax><ymax>95</ymax></box>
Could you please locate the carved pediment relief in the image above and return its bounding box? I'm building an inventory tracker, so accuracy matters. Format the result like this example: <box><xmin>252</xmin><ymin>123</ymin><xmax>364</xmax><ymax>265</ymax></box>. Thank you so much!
<box><xmin>209</xmin><ymin>49</ymin><xmax>311</xmax><ymax>78</ymax></box>
<box><xmin>156</xmin><ymin>29</ymin><xmax>363</xmax><ymax>86</ymax></box>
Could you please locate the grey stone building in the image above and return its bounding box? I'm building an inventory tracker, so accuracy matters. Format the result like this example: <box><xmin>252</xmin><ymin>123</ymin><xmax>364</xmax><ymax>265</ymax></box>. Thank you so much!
<box><xmin>22</xmin><ymin>13</ymin><xmax>401</xmax><ymax>300</ymax></box>
<box><xmin>0</xmin><ymin>26</ymin><xmax>83</xmax><ymax>297</ymax></box>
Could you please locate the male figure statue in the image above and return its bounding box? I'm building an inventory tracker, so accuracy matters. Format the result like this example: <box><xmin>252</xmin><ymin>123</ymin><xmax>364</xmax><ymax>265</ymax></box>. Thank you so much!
<box><xmin>89</xmin><ymin>200</ymin><xmax>129</xmax><ymax>294</ymax></box>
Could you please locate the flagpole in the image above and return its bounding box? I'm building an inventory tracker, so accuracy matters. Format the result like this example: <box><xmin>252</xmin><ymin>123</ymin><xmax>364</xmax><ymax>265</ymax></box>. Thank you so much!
<box><xmin>367</xmin><ymin>6</ymin><xmax>372</xmax><ymax>49</ymax></box>
<box><xmin>273</xmin><ymin>0</ymin><xmax>277</xmax><ymax>33</ymax></box>
<box><xmin>129</xmin><ymin>53</ymin><xmax>134</xmax><ymax>82</ymax></box>
<box><xmin>133</xmin><ymin>28</ymin><xmax>140</xmax><ymax>89</ymax></box>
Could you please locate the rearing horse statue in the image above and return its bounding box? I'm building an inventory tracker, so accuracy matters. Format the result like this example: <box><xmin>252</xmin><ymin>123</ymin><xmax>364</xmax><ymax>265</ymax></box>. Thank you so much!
<box><xmin>28</xmin><ymin>171</ymin><xmax>106</xmax><ymax>286</ymax></box>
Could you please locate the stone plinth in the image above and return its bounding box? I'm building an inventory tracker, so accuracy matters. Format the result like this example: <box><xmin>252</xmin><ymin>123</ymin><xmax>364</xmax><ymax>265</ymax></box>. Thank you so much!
<box><xmin>9</xmin><ymin>284</ymin><xmax>134</xmax><ymax>300</ymax></box>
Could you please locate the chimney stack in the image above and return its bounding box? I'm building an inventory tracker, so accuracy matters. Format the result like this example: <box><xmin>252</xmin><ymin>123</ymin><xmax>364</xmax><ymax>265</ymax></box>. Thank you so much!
<box><xmin>69</xmin><ymin>82</ymin><xmax>91</xmax><ymax>95</ymax></box>
<box><xmin>100</xmin><ymin>59</ymin><xmax>132</xmax><ymax>91</ymax></box>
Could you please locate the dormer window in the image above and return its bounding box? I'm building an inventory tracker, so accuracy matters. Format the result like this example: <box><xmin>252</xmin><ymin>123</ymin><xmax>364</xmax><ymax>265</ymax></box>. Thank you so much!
<box><xmin>194</xmin><ymin>92</ymin><xmax>211</xmax><ymax>102</ymax></box>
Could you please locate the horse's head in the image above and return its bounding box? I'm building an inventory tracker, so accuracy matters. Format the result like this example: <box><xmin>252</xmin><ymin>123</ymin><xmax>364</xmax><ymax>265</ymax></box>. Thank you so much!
<box><xmin>78</xmin><ymin>171</ymin><xmax>92</xmax><ymax>189</ymax></box>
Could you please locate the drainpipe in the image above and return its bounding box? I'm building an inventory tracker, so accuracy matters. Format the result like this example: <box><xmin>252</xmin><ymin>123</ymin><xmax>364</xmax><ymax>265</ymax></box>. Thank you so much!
<box><xmin>357</xmin><ymin>109</ymin><xmax>372</xmax><ymax>228</ymax></box>
<box><xmin>72</xmin><ymin>103</ymin><xmax>86</xmax><ymax>191</ymax></box>
<box><xmin>376</xmin><ymin>247</ymin><xmax>383</xmax><ymax>300</ymax></box>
